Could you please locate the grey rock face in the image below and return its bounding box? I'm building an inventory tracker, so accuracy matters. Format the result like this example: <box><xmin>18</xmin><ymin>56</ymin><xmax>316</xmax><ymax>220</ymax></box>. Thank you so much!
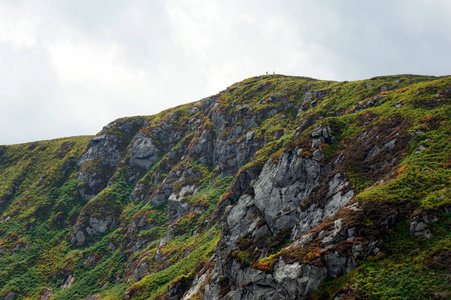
<box><xmin>210</xmin><ymin>260</ymin><xmax>329</xmax><ymax>300</ymax></box>
<box><xmin>134</xmin><ymin>262</ymin><xmax>148</xmax><ymax>283</ymax></box>
<box><xmin>70</xmin><ymin>215</ymin><xmax>115</xmax><ymax>246</ymax></box>
<box><xmin>77</xmin><ymin>134</ymin><xmax>122</xmax><ymax>168</ymax></box>
<box><xmin>168</xmin><ymin>191</ymin><xmax>190</xmax><ymax>224</ymax></box>
<box><xmin>253</xmin><ymin>152</ymin><xmax>321</xmax><ymax>233</ymax></box>
<box><xmin>128</xmin><ymin>133</ymin><xmax>160</xmax><ymax>169</ymax></box>
<box><xmin>71</xmin><ymin>229</ymin><xmax>86</xmax><ymax>246</ymax></box>
<box><xmin>352</xmin><ymin>95</ymin><xmax>386</xmax><ymax>113</ymax></box>
<box><xmin>311</xmin><ymin>125</ymin><xmax>332</xmax><ymax>147</ymax></box>
<box><xmin>189</xmin><ymin>106</ymin><xmax>200</xmax><ymax>115</ymax></box>
<box><xmin>61</xmin><ymin>274</ymin><xmax>74</xmax><ymax>289</ymax></box>
<box><xmin>201</xmin><ymin>122</ymin><xmax>344</xmax><ymax>299</ymax></box>
<box><xmin>366</xmin><ymin>146</ymin><xmax>381</xmax><ymax>160</ymax></box>
<box><xmin>38</xmin><ymin>289</ymin><xmax>53</xmax><ymax>300</ymax></box>
<box><xmin>293</xmin><ymin>173</ymin><xmax>354</xmax><ymax>238</ymax></box>
<box><xmin>130</xmin><ymin>215</ymin><xmax>154</xmax><ymax>233</ymax></box>
<box><xmin>323</xmin><ymin>252</ymin><xmax>357</xmax><ymax>278</ymax></box>
<box><xmin>88</xmin><ymin>216</ymin><xmax>115</xmax><ymax>234</ymax></box>
<box><xmin>77</xmin><ymin>133</ymin><xmax>123</xmax><ymax>200</ymax></box>
<box><xmin>410</xmin><ymin>212</ymin><xmax>437</xmax><ymax>238</ymax></box>
<box><xmin>182</xmin><ymin>271</ymin><xmax>210</xmax><ymax>300</ymax></box>
<box><xmin>191</xmin><ymin>129</ymin><xmax>214</xmax><ymax>165</ymax></box>
<box><xmin>76</xmin><ymin>117</ymin><xmax>146</xmax><ymax>199</ymax></box>
<box><xmin>324</xmin><ymin>190</ymin><xmax>354</xmax><ymax>219</ymax></box>
<box><xmin>129</xmin><ymin>183</ymin><xmax>145</xmax><ymax>202</ymax></box>
<box><xmin>4</xmin><ymin>292</ymin><xmax>18</xmax><ymax>300</ymax></box>
<box><xmin>225</xmin><ymin>195</ymin><xmax>261</xmax><ymax>244</ymax></box>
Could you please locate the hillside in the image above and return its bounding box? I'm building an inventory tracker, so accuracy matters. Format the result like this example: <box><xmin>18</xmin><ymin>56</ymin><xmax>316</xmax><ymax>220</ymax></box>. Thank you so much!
<box><xmin>0</xmin><ymin>74</ymin><xmax>450</xmax><ymax>300</ymax></box>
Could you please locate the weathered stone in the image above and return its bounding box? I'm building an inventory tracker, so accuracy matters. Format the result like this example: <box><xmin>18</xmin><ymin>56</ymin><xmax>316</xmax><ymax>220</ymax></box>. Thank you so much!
<box><xmin>324</xmin><ymin>190</ymin><xmax>354</xmax><ymax>219</ymax></box>
<box><xmin>253</xmin><ymin>152</ymin><xmax>321</xmax><ymax>233</ymax></box>
<box><xmin>71</xmin><ymin>229</ymin><xmax>86</xmax><ymax>246</ymax></box>
<box><xmin>312</xmin><ymin>149</ymin><xmax>324</xmax><ymax>161</ymax></box>
<box><xmin>89</xmin><ymin>216</ymin><xmax>115</xmax><ymax>233</ymax></box>
<box><xmin>128</xmin><ymin>134</ymin><xmax>160</xmax><ymax>169</ymax></box>
<box><xmin>4</xmin><ymin>292</ymin><xmax>18</xmax><ymax>300</ymax></box>
<box><xmin>38</xmin><ymin>289</ymin><xmax>53</xmax><ymax>300</ymax></box>
<box><xmin>274</xmin><ymin>260</ymin><xmax>302</xmax><ymax>283</ymax></box>
<box><xmin>410</xmin><ymin>212</ymin><xmax>437</xmax><ymax>238</ymax></box>
<box><xmin>304</xmin><ymin>92</ymin><xmax>313</xmax><ymax>103</ymax></box>
<box><xmin>61</xmin><ymin>274</ymin><xmax>74</xmax><ymax>289</ymax></box>
<box><xmin>168</xmin><ymin>185</ymin><xmax>195</xmax><ymax>224</ymax></box>
<box><xmin>366</xmin><ymin>145</ymin><xmax>380</xmax><ymax>160</ymax></box>
<box><xmin>134</xmin><ymin>262</ymin><xmax>148</xmax><ymax>283</ymax></box>
<box><xmin>189</xmin><ymin>106</ymin><xmax>200</xmax><ymax>115</ymax></box>
<box><xmin>384</xmin><ymin>138</ymin><xmax>396</xmax><ymax>150</ymax></box>
<box><xmin>181</xmin><ymin>271</ymin><xmax>209</xmax><ymax>300</ymax></box>
<box><xmin>323</xmin><ymin>252</ymin><xmax>356</xmax><ymax>278</ymax></box>
<box><xmin>328</xmin><ymin>173</ymin><xmax>348</xmax><ymax>196</ymax></box>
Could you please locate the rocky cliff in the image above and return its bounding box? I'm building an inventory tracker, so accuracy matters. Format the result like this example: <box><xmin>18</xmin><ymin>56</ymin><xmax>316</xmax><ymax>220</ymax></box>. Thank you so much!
<box><xmin>0</xmin><ymin>74</ymin><xmax>449</xmax><ymax>300</ymax></box>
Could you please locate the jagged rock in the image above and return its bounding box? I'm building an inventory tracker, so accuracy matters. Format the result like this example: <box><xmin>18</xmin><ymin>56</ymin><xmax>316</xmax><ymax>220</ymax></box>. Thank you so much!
<box><xmin>131</xmin><ymin>237</ymin><xmax>150</xmax><ymax>252</ymax></box>
<box><xmin>189</xmin><ymin>106</ymin><xmax>200</xmax><ymax>115</ymax></box>
<box><xmin>311</xmin><ymin>125</ymin><xmax>332</xmax><ymax>147</ymax></box>
<box><xmin>128</xmin><ymin>133</ymin><xmax>160</xmax><ymax>169</ymax></box>
<box><xmin>61</xmin><ymin>274</ymin><xmax>74</xmax><ymax>289</ymax></box>
<box><xmin>365</xmin><ymin>145</ymin><xmax>380</xmax><ymax>160</ymax></box>
<box><xmin>352</xmin><ymin>95</ymin><xmax>386</xmax><ymax>113</ymax></box>
<box><xmin>292</xmin><ymin>173</ymin><xmax>354</xmax><ymax>238</ymax></box>
<box><xmin>323</xmin><ymin>252</ymin><xmax>356</xmax><ymax>278</ymax></box>
<box><xmin>76</xmin><ymin>117</ymin><xmax>146</xmax><ymax>199</ymax></box>
<box><xmin>84</xmin><ymin>255</ymin><xmax>99</xmax><ymax>266</ymax></box>
<box><xmin>38</xmin><ymin>289</ymin><xmax>52</xmax><ymax>300</ymax></box>
<box><xmin>168</xmin><ymin>185</ymin><xmax>195</xmax><ymax>224</ymax></box>
<box><xmin>225</xmin><ymin>195</ymin><xmax>261</xmax><ymax>244</ymax></box>
<box><xmin>131</xmin><ymin>215</ymin><xmax>154</xmax><ymax>232</ymax></box>
<box><xmin>134</xmin><ymin>262</ymin><xmax>148</xmax><ymax>283</ymax></box>
<box><xmin>410</xmin><ymin>212</ymin><xmax>437</xmax><ymax>238</ymax></box>
<box><xmin>129</xmin><ymin>183</ymin><xmax>144</xmax><ymax>202</ymax></box>
<box><xmin>3</xmin><ymin>292</ymin><xmax>17</xmax><ymax>300</ymax></box>
<box><xmin>71</xmin><ymin>229</ymin><xmax>86</xmax><ymax>246</ymax></box>
<box><xmin>324</xmin><ymin>190</ymin><xmax>355</xmax><ymax>219</ymax></box>
<box><xmin>304</xmin><ymin>92</ymin><xmax>313</xmax><ymax>103</ymax></box>
<box><xmin>244</xmin><ymin>117</ymin><xmax>259</xmax><ymax>129</ymax></box>
<box><xmin>77</xmin><ymin>134</ymin><xmax>122</xmax><ymax>168</ymax></box>
<box><xmin>71</xmin><ymin>215</ymin><xmax>115</xmax><ymax>245</ymax></box>
<box><xmin>253</xmin><ymin>151</ymin><xmax>321</xmax><ymax>233</ymax></box>
<box><xmin>1</xmin><ymin>74</ymin><xmax>448</xmax><ymax>300</ymax></box>
<box><xmin>89</xmin><ymin>216</ymin><xmax>115</xmax><ymax>234</ymax></box>
<box><xmin>182</xmin><ymin>271</ymin><xmax>209</xmax><ymax>300</ymax></box>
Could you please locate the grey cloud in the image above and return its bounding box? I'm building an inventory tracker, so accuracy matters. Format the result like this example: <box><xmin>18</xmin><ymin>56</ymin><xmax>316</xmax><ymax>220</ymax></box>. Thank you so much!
<box><xmin>0</xmin><ymin>0</ymin><xmax>450</xmax><ymax>145</ymax></box>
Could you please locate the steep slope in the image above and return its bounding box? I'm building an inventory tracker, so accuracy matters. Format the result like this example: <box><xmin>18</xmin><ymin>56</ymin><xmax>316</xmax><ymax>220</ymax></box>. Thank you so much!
<box><xmin>0</xmin><ymin>74</ymin><xmax>449</xmax><ymax>300</ymax></box>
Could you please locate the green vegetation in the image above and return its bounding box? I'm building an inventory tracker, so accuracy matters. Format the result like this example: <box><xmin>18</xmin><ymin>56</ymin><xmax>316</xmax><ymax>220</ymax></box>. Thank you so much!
<box><xmin>0</xmin><ymin>74</ymin><xmax>450</xmax><ymax>299</ymax></box>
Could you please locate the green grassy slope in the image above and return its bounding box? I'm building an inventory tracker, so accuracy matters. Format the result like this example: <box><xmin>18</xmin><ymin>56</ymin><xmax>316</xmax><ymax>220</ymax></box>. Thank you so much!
<box><xmin>0</xmin><ymin>74</ymin><xmax>449</xmax><ymax>299</ymax></box>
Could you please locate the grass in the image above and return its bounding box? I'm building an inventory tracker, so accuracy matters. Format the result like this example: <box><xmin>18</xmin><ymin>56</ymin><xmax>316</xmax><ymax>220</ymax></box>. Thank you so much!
<box><xmin>0</xmin><ymin>74</ymin><xmax>450</xmax><ymax>299</ymax></box>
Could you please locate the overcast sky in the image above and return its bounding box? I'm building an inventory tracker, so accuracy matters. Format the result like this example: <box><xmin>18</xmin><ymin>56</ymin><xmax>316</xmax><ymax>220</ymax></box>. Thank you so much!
<box><xmin>1</xmin><ymin>0</ymin><xmax>450</xmax><ymax>145</ymax></box>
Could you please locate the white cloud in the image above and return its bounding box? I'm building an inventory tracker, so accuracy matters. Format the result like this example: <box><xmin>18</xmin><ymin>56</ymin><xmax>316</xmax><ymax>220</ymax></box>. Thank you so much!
<box><xmin>0</xmin><ymin>0</ymin><xmax>450</xmax><ymax>144</ymax></box>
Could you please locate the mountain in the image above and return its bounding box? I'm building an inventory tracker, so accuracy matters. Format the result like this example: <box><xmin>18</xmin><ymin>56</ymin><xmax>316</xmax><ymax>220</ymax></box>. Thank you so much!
<box><xmin>0</xmin><ymin>74</ymin><xmax>449</xmax><ymax>300</ymax></box>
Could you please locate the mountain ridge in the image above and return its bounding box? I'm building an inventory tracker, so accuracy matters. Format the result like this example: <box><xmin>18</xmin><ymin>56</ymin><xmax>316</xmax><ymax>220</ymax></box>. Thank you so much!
<box><xmin>0</xmin><ymin>74</ymin><xmax>449</xmax><ymax>299</ymax></box>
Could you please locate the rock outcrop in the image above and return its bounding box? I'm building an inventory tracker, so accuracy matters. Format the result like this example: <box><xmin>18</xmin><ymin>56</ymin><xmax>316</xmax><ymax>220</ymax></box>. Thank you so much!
<box><xmin>0</xmin><ymin>74</ymin><xmax>449</xmax><ymax>300</ymax></box>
